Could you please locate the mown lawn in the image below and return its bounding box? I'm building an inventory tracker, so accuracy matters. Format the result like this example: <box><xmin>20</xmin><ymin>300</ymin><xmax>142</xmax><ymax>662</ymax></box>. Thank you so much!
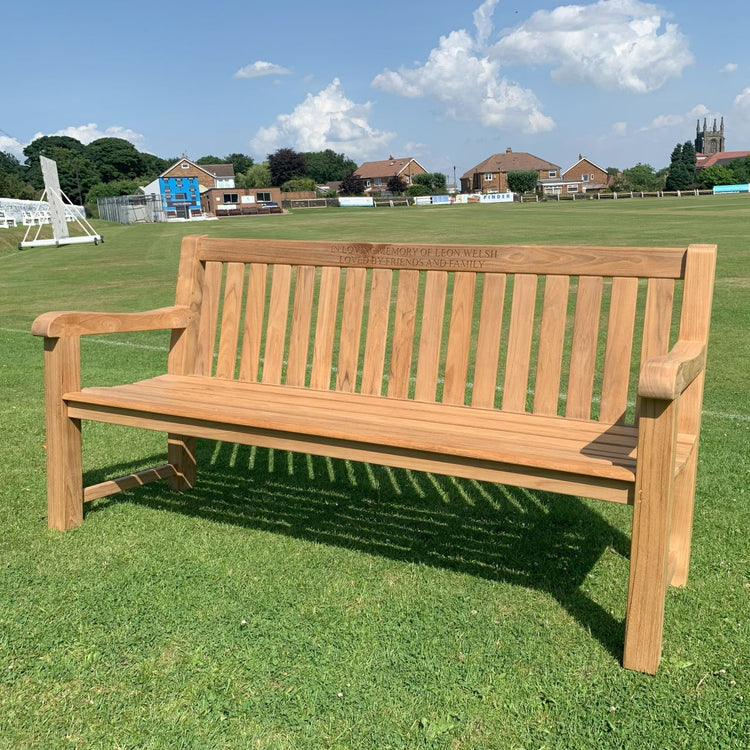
<box><xmin>0</xmin><ymin>197</ymin><xmax>748</xmax><ymax>749</ymax></box>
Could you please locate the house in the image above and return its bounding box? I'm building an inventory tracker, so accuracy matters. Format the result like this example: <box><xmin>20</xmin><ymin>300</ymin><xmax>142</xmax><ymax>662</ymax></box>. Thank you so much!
<box><xmin>695</xmin><ymin>150</ymin><xmax>750</xmax><ymax>170</ymax></box>
<box><xmin>353</xmin><ymin>156</ymin><xmax>427</xmax><ymax>193</ymax></box>
<box><xmin>200</xmin><ymin>186</ymin><xmax>283</xmax><ymax>216</ymax></box>
<box><xmin>540</xmin><ymin>155</ymin><xmax>611</xmax><ymax>196</ymax></box>
<box><xmin>143</xmin><ymin>157</ymin><xmax>236</xmax><ymax>218</ymax></box>
<box><xmin>460</xmin><ymin>148</ymin><xmax>560</xmax><ymax>194</ymax></box>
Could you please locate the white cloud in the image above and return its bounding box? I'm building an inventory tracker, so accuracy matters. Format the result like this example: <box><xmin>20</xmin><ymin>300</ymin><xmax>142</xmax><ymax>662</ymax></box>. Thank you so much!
<box><xmin>733</xmin><ymin>88</ymin><xmax>750</xmax><ymax>141</ymax></box>
<box><xmin>234</xmin><ymin>61</ymin><xmax>291</xmax><ymax>79</ymax></box>
<box><xmin>735</xmin><ymin>88</ymin><xmax>750</xmax><ymax>113</ymax></box>
<box><xmin>32</xmin><ymin>123</ymin><xmax>146</xmax><ymax>148</ymax></box>
<box><xmin>611</xmin><ymin>121</ymin><xmax>628</xmax><ymax>136</ymax></box>
<box><xmin>2</xmin><ymin>124</ymin><xmax>146</xmax><ymax>160</ymax></box>
<box><xmin>0</xmin><ymin>135</ymin><xmax>25</xmax><ymax>159</ymax></box>
<box><xmin>638</xmin><ymin>104</ymin><xmax>709</xmax><ymax>132</ymax></box>
<box><xmin>721</xmin><ymin>62</ymin><xmax>738</xmax><ymax>75</ymax></box>
<box><xmin>493</xmin><ymin>0</ymin><xmax>693</xmax><ymax>93</ymax></box>
<box><xmin>250</xmin><ymin>78</ymin><xmax>394</xmax><ymax>159</ymax></box>
<box><xmin>371</xmin><ymin>2</ymin><xmax>554</xmax><ymax>134</ymax></box>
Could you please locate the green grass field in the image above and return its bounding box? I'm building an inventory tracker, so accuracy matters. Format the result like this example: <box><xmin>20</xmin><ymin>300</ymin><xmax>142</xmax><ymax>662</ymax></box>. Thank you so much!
<box><xmin>1</xmin><ymin>197</ymin><xmax>748</xmax><ymax>748</ymax></box>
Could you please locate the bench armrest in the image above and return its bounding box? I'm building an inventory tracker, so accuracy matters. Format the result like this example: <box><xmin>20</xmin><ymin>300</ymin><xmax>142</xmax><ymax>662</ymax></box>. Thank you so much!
<box><xmin>31</xmin><ymin>306</ymin><xmax>193</xmax><ymax>338</ymax></box>
<box><xmin>638</xmin><ymin>341</ymin><xmax>706</xmax><ymax>400</ymax></box>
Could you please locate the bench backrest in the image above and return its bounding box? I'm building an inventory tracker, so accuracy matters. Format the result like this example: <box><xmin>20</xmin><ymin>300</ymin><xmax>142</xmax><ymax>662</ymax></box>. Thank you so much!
<box><xmin>169</xmin><ymin>236</ymin><xmax>715</xmax><ymax>429</ymax></box>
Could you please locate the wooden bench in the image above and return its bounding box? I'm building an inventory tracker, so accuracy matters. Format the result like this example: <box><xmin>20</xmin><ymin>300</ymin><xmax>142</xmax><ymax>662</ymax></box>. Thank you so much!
<box><xmin>32</xmin><ymin>235</ymin><xmax>716</xmax><ymax>674</ymax></box>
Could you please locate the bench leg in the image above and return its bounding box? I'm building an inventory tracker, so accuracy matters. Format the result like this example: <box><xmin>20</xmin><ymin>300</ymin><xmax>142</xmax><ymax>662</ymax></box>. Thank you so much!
<box><xmin>167</xmin><ymin>435</ymin><xmax>196</xmax><ymax>490</ymax></box>
<box><xmin>669</xmin><ymin>446</ymin><xmax>698</xmax><ymax>587</ymax></box>
<box><xmin>44</xmin><ymin>337</ymin><xmax>84</xmax><ymax>531</ymax></box>
<box><xmin>623</xmin><ymin>397</ymin><xmax>678</xmax><ymax>674</ymax></box>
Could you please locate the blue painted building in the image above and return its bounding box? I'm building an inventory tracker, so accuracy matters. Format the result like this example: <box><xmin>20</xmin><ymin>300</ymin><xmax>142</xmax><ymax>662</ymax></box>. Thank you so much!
<box><xmin>158</xmin><ymin>175</ymin><xmax>201</xmax><ymax>218</ymax></box>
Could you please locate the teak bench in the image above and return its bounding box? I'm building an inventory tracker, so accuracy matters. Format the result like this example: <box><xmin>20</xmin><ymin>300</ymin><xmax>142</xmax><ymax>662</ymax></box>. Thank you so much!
<box><xmin>32</xmin><ymin>235</ymin><xmax>716</xmax><ymax>674</ymax></box>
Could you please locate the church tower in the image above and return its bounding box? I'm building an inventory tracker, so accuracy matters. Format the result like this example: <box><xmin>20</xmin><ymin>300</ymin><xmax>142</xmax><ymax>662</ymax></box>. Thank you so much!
<box><xmin>695</xmin><ymin>117</ymin><xmax>725</xmax><ymax>154</ymax></box>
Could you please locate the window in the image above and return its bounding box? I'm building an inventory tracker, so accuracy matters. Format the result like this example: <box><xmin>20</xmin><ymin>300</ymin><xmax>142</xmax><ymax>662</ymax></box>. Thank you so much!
<box><xmin>181</xmin><ymin>162</ymin><xmax>189</xmax><ymax>169</ymax></box>
<box><xmin>582</xmin><ymin>174</ymin><xmax>589</xmax><ymax>182</ymax></box>
<box><xmin>567</xmin><ymin>184</ymin><xmax>578</xmax><ymax>193</ymax></box>
<box><xmin>549</xmin><ymin>170</ymin><xmax>557</xmax><ymax>178</ymax></box>
<box><xmin>484</xmin><ymin>173</ymin><xmax>493</xmax><ymax>181</ymax></box>
<box><xmin>174</xmin><ymin>193</ymin><xmax>187</xmax><ymax>201</ymax></box>
<box><xmin>374</xmin><ymin>177</ymin><xmax>382</xmax><ymax>186</ymax></box>
<box><xmin>590</xmin><ymin>173</ymin><xmax>595</xmax><ymax>180</ymax></box>
<box><xmin>256</xmin><ymin>192</ymin><xmax>271</xmax><ymax>202</ymax></box>
<box><xmin>223</xmin><ymin>193</ymin><xmax>239</xmax><ymax>203</ymax></box>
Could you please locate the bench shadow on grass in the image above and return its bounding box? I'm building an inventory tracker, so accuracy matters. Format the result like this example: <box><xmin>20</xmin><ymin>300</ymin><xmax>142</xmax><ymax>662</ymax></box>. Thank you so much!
<box><xmin>86</xmin><ymin>441</ymin><xmax>631</xmax><ymax>662</ymax></box>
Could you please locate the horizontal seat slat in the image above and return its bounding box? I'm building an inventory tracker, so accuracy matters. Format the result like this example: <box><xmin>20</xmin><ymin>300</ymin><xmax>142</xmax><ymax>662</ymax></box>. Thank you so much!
<box><xmin>66</xmin><ymin>376</ymin><xmax>696</xmax><ymax>483</ymax></box>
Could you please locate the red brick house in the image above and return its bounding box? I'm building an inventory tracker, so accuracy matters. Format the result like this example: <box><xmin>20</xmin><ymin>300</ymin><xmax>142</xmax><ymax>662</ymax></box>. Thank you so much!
<box><xmin>541</xmin><ymin>155</ymin><xmax>611</xmax><ymax>195</ymax></box>
<box><xmin>354</xmin><ymin>156</ymin><xmax>428</xmax><ymax>193</ymax></box>
<box><xmin>461</xmin><ymin>148</ymin><xmax>560</xmax><ymax>193</ymax></box>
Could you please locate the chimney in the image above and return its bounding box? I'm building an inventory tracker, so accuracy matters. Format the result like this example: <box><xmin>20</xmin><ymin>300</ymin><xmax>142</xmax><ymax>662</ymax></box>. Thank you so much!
<box><xmin>578</xmin><ymin>153</ymin><xmax>582</xmax><ymax>161</ymax></box>
<box><xmin>506</xmin><ymin>147</ymin><xmax>513</xmax><ymax>154</ymax></box>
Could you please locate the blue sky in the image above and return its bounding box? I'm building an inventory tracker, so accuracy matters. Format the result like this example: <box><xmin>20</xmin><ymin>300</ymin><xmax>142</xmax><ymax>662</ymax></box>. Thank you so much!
<box><xmin>2</xmin><ymin>0</ymin><xmax>749</xmax><ymax>179</ymax></box>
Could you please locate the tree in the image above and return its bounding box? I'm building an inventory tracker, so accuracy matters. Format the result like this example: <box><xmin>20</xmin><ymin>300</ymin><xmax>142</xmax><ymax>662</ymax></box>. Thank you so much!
<box><xmin>139</xmin><ymin>152</ymin><xmax>170</xmax><ymax>181</ymax></box>
<box><xmin>86</xmin><ymin>137</ymin><xmax>145</xmax><ymax>182</ymax></box>
<box><xmin>0</xmin><ymin>168</ymin><xmax>35</xmax><ymax>199</ymax></box>
<box><xmin>387</xmin><ymin>175</ymin><xmax>407</xmax><ymax>194</ymax></box>
<box><xmin>506</xmin><ymin>170</ymin><xmax>539</xmax><ymax>194</ymax></box>
<box><xmin>304</xmin><ymin>149</ymin><xmax>357</xmax><ymax>183</ymax></box>
<box><xmin>268</xmin><ymin>148</ymin><xmax>306</xmax><ymax>186</ymax></box>
<box><xmin>238</xmin><ymin>162</ymin><xmax>271</xmax><ymax>188</ymax></box>
<box><xmin>24</xmin><ymin>144</ymin><xmax>100</xmax><ymax>204</ymax></box>
<box><xmin>339</xmin><ymin>173</ymin><xmax>365</xmax><ymax>196</ymax></box>
<box><xmin>195</xmin><ymin>155</ymin><xmax>226</xmax><ymax>165</ymax></box>
<box><xmin>665</xmin><ymin>160</ymin><xmax>691</xmax><ymax>191</ymax></box>
<box><xmin>0</xmin><ymin>150</ymin><xmax>25</xmax><ymax>179</ymax></box>
<box><xmin>406</xmin><ymin>183</ymin><xmax>430</xmax><ymax>196</ymax></box>
<box><xmin>665</xmin><ymin>143</ymin><xmax>694</xmax><ymax>191</ymax></box>
<box><xmin>727</xmin><ymin>155</ymin><xmax>750</xmax><ymax>183</ymax></box>
<box><xmin>225</xmin><ymin>153</ymin><xmax>254</xmax><ymax>175</ymax></box>
<box><xmin>696</xmin><ymin>164</ymin><xmax>735</xmax><ymax>189</ymax></box>
<box><xmin>413</xmin><ymin>172</ymin><xmax>447</xmax><ymax>194</ymax></box>
<box><xmin>281</xmin><ymin>177</ymin><xmax>317</xmax><ymax>193</ymax></box>
<box><xmin>680</xmin><ymin>141</ymin><xmax>697</xmax><ymax>183</ymax></box>
<box><xmin>612</xmin><ymin>163</ymin><xmax>665</xmax><ymax>192</ymax></box>
<box><xmin>22</xmin><ymin>135</ymin><xmax>88</xmax><ymax>189</ymax></box>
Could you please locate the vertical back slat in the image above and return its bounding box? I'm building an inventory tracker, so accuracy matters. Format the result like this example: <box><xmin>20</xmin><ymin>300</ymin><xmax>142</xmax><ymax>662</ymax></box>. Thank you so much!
<box><xmin>566</xmin><ymin>276</ymin><xmax>604</xmax><ymax>419</ymax></box>
<box><xmin>640</xmin><ymin>277</ymin><xmax>675</xmax><ymax>365</ymax></box>
<box><xmin>600</xmin><ymin>277</ymin><xmax>639</xmax><ymax>423</ymax></box>
<box><xmin>443</xmin><ymin>273</ymin><xmax>476</xmax><ymax>405</ymax></box>
<box><xmin>472</xmin><ymin>273</ymin><xmax>506</xmax><ymax>408</ymax></box>
<box><xmin>361</xmin><ymin>269</ymin><xmax>393</xmax><ymax>396</ymax></box>
<box><xmin>215</xmin><ymin>262</ymin><xmax>246</xmax><ymax>379</ymax></box>
<box><xmin>414</xmin><ymin>271</ymin><xmax>448</xmax><ymax>402</ymax></box>
<box><xmin>502</xmin><ymin>274</ymin><xmax>538</xmax><ymax>412</ymax></box>
<box><xmin>238</xmin><ymin>263</ymin><xmax>267</xmax><ymax>382</ymax></box>
<box><xmin>194</xmin><ymin>260</ymin><xmax>223</xmax><ymax>376</ymax></box>
<box><xmin>262</xmin><ymin>264</ymin><xmax>292</xmax><ymax>384</ymax></box>
<box><xmin>336</xmin><ymin>267</ymin><xmax>367</xmax><ymax>392</ymax></box>
<box><xmin>310</xmin><ymin>266</ymin><xmax>341</xmax><ymax>390</ymax></box>
<box><xmin>286</xmin><ymin>265</ymin><xmax>315</xmax><ymax>387</ymax></box>
<box><xmin>533</xmin><ymin>275</ymin><xmax>570</xmax><ymax>416</ymax></box>
<box><xmin>388</xmin><ymin>270</ymin><xmax>419</xmax><ymax>399</ymax></box>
